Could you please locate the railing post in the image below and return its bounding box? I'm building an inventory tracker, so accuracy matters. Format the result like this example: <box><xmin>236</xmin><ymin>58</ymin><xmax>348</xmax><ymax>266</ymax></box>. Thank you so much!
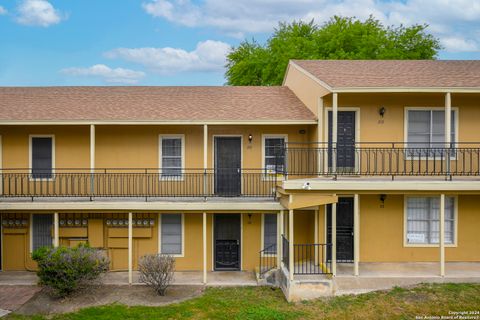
<box><xmin>445</xmin><ymin>92</ymin><xmax>452</xmax><ymax>180</ymax></box>
<box><xmin>203</xmin><ymin>169</ymin><xmax>207</xmax><ymax>201</ymax></box>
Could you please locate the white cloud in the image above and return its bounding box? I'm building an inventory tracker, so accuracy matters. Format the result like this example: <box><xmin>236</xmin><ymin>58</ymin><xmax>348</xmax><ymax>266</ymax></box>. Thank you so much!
<box><xmin>0</xmin><ymin>6</ymin><xmax>7</xmax><ymax>15</ymax></box>
<box><xmin>16</xmin><ymin>0</ymin><xmax>64</xmax><ymax>27</ymax></box>
<box><xmin>142</xmin><ymin>0</ymin><xmax>480</xmax><ymax>53</ymax></box>
<box><xmin>61</xmin><ymin>64</ymin><xmax>145</xmax><ymax>84</ymax></box>
<box><xmin>105</xmin><ymin>40</ymin><xmax>231</xmax><ymax>74</ymax></box>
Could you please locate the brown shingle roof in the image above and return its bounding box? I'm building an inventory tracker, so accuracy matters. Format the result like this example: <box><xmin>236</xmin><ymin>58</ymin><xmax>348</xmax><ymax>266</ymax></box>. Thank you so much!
<box><xmin>292</xmin><ymin>60</ymin><xmax>480</xmax><ymax>89</ymax></box>
<box><xmin>0</xmin><ymin>86</ymin><xmax>315</xmax><ymax>122</ymax></box>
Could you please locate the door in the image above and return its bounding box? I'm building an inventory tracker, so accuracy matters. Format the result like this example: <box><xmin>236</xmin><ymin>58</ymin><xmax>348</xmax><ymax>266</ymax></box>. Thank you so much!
<box><xmin>214</xmin><ymin>137</ymin><xmax>241</xmax><ymax>196</ymax></box>
<box><xmin>214</xmin><ymin>214</ymin><xmax>241</xmax><ymax>270</ymax></box>
<box><xmin>328</xmin><ymin>111</ymin><xmax>356</xmax><ymax>169</ymax></box>
<box><xmin>327</xmin><ymin>197</ymin><xmax>354</xmax><ymax>262</ymax></box>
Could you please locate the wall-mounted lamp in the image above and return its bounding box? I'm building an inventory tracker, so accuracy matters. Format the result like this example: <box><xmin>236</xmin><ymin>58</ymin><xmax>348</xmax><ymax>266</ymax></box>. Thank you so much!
<box><xmin>379</xmin><ymin>106</ymin><xmax>386</xmax><ymax>118</ymax></box>
<box><xmin>299</xmin><ymin>129</ymin><xmax>306</xmax><ymax>135</ymax></box>
<box><xmin>248</xmin><ymin>134</ymin><xmax>253</xmax><ymax>143</ymax></box>
<box><xmin>379</xmin><ymin>194</ymin><xmax>387</xmax><ymax>205</ymax></box>
<box><xmin>248</xmin><ymin>213</ymin><xmax>252</xmax><ymax>224</ymax></box>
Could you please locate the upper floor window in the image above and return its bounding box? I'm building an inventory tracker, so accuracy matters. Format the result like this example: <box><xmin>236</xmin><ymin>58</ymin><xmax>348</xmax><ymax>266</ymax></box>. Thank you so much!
<box><xmin>159</xmin><ymin>135</ymin><xmax>184</xmax><ymax>178</ymax></box>
<box><xmin>30</xmin><ymin>136</ymin><xmax>54</xmax><ymax>179</ymax></box>
<box><xmin>407</xmin><ymin>109</ymin><xmax>456</xmax><ymax>148</ymax></box>
<box><xmin>263</xmin><ymin>136</ymin><xmax>286</xmax><ymax>174</ymax></box>
<box><xmin>405</xmin><ymin>196</ymin><xmax>455</xmax><ymax>245</ymax></box>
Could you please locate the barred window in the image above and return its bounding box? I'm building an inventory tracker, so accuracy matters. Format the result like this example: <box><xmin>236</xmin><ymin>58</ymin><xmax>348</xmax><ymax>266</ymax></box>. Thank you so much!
<box><xmin>406</xmin><ymin>197</ymin><xmax>455</xmax><ymax>245</ymax></box>
<box><xmin>160</xmin><ymin>214</ymin><xmax>183</xmax><ymax>255</ymax></box>
<box><xmin>263</xmin><ymin>214</ymin><xmax>277</xmax><ymax>254</ymax></box>
<box><xmin>32</xmin><ymin>214</ymin><xmax>53</xmax><ymax>251</ymax></box>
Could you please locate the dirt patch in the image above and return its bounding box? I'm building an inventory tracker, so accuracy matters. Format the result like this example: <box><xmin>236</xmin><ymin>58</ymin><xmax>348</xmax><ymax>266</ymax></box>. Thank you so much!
<box><xmin>15</xmin><ymin>285</ymin><xmax>205</xmax><ymax>315</ymax></box>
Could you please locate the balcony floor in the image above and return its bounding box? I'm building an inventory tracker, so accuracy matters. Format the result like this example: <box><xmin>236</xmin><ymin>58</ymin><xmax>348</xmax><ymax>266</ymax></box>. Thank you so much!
<box><xmin>0</xmin><ymin>196</ymin><xmax>276</xmax><ymax>203</ymax></box>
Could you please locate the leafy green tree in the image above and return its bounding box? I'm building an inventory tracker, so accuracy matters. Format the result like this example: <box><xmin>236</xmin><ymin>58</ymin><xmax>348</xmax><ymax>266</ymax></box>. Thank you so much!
<box><xmin>226</xmin><ymin>16</ymin><xmax>442</xmax><ymax>86</ymax></box>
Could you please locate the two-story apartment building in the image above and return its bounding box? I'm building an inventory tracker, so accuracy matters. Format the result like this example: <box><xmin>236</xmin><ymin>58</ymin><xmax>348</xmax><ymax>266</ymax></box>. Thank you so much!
<box><xmin>1</xmin><ymin>60</ymin><xmax>479</xmax><ymax>300</ymax></box>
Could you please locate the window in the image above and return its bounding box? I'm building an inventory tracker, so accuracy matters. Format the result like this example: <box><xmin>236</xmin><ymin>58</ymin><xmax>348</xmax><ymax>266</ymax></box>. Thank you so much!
<box><xmin>30</xmin><ymin>136</ymin><xmax>54</xmax><ymax>179</ymax></box>
<box><xmin>263</xmin><ymin>214</ymin><xmax>277</xmax><ymax>254</ymax></box>
<box><xmin>264</xmin><ymin>136</ymin><xmax>286</xmax><ymax>174</ymax></box>
<box><xmin>160</xmin><ymin>136</ymin><xmax>183</xmax><ymax>178</ymax></box>
<box><xmin>406</xmin><ymin>197</ymin><xmax>455</xmax><ymax>245</ymax></box>
<box><xmin>160</xmin><ymin>214</ymin><xmax>183</xmax><ymax>255</ymax></box>
<box><xmin>407</xmin><ymin>110</ymin><xmax>456</xmax><ymax>155</ymax></box>
<box><xmin>31</xmin><ymin>214</ymin><xmax>53</xmax><ymax>251</ymax></box>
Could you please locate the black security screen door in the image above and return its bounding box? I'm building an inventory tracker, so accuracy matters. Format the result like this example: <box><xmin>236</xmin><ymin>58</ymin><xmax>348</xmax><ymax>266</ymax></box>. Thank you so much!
<box><xmin>328</xmin><ymin>111</ymin><xmax>356</xmax><ymax>169</ymax></box>
<box><xmin>327</xmin><ymin>197</ymin><xmax>354</xmax><ymax>262</ymax></box>
<box><xmin>214</xmin><ymin>214</ymin><xmax>241</xmax><ymax>270</ymax></box>
<box><xmin>214</xmin><ymin>137</ymin><xmax>241</xmax><ymax>196</ymax></box>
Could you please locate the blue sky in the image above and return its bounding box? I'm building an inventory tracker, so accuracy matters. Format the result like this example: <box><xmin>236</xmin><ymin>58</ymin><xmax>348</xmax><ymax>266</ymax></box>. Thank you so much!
<box><xmin>0</xmin><ymin>0</ymin><xmax>479</xmax><ymax>86</ymax></box>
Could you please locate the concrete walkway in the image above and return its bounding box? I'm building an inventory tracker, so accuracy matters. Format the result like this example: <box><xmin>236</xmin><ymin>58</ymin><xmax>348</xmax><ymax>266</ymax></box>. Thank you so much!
<box><xmin>0</xmin><ymin>270</ymin><xmax>257</xmax><ymax>286</ymax></box>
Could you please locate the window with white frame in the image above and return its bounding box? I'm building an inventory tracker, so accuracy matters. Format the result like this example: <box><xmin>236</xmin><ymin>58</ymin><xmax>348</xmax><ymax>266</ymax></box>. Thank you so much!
<box><xmin>160</xmin><ymin>214</ymin><xmax>183</xmax><ymax>255</ymax></box>
<box><xmin>264</xmin><ymin>137</ymin><xmax>285</xmax><ymax>174</ymax></box>
<box><xmin>263</xmin><ymin>214</ymin><xmax>277</xmax><ymax>254</ymax></box>
<box><xmin>31</xmin><ymin>136</ymin><xmax>54</xmax><ymax>179</ymax></box>
<box><xmin>407</xmin><ymin>110</ymin><xmax>456</xmax><ymax>155</ymax></box>
<box><xmin>32</xmin><ymin>214</ymin><xmax>53</xmax><ymax>251</ymax></box>
<box><xmin>406</xmin><ymin>196</ymin><xmax>455</xmax><ymax>245</ymax></box>
<box><xmin>160</xmin><ymin>136</ymin><xmax>183</xmax><ymax>177</ymax></box>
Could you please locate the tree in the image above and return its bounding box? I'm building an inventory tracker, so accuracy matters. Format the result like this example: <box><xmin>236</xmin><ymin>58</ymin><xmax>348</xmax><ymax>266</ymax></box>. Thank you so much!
<box><xmin>226</xmin><ymin>16</ymin><xmax>442</xmax><ymax>86</ymax></box>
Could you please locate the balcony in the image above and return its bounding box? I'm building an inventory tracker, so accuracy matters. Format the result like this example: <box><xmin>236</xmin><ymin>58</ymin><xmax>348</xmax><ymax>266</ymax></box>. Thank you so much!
<box><xmin>284</xmin><ymin>142</ymin><xmax>480</xmax><ymax>179</ymax></box>
<box><xmin>0</xmin><ymin>168</ymin><xmax>278</xmax><ymax>200</ymax></box>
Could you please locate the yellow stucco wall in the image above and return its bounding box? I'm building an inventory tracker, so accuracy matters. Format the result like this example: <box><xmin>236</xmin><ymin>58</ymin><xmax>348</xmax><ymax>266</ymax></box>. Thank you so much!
<box><xmin>360</xmin><ymin>194</ymin><xmax>480</xmax><ymax>262</ymax></box>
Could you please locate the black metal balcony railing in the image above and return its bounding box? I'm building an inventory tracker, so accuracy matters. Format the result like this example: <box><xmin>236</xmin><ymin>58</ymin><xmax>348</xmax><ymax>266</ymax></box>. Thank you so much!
<box><xmin>281</xmin><ymin>235</ymin><xmax>289</xmax><ymax>271</ymax></box>
<box><xmin>293</xmin><ymin>243</ymin><xmax>332</xmax><ymax>275</ymax></box>
<box><xmin>284</xmin><ymin>142</ymin><xmax>480</xmax><ymax>178</ymax></box>
<box><xmin>0</xmin><ymin>168</ymin><xmax>277</xmax><ymax>199</ymax></box>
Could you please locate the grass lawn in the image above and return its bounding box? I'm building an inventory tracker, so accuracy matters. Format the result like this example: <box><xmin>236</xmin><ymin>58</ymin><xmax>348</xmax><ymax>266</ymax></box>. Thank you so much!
<box><xmin>8</xmin><ymin>283</ymin><xmax>480</xmax><ymax>320</ymax></box>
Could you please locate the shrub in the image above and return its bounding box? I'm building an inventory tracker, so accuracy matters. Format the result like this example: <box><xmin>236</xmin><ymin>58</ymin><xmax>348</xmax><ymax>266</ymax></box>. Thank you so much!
<box><xmin>32</xmin><ymin>244</ymin><xmax>109</xmax><ymax>297</ymax></box>
<box><xmin>139</xmin><ymin>254</ymin><xmax>175</xmax><ymax>295</ymax></box>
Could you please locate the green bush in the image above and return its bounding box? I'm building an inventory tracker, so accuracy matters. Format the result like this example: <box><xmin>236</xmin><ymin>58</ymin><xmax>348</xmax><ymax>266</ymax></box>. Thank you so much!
<box><xmin>32</xmin><ymin>244</ymin><xmax>109</xmax><ymax>297</ymax></box>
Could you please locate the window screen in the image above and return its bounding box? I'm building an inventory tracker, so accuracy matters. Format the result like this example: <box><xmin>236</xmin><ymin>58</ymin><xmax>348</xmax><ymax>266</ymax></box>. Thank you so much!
<box><xmin>263</xmin><ymin>214</ymin><xmax>277</xmax><ymax>253</ymax></box>
<box><xmin>161</xmin><ymin>137</ymin><xmax>182</xmax><ymax>177</ymax></box>
<box><xmin>406</xmin><ymin>197</ymin><xmax>455</xmax><ymax>244</ymax></box>
<box><xmin>264</xmin><ymin>138</ymin><xmax>285</xmax><ymax>174</ymax></box>
<box><xmin>161</xmin><ymin>214</ymin><xmax>182</xmax><ymax>254</ymax></box>
<box><xmin>32</xmin><ymin>214</ymin><xmax>53</xmax><ymax>251</ymax></box>
<box><xmin>407</xmin><ymin>110</ymin><xmax>455</xmax><ymax>154</ymax></box>
<box><xmin>31</xmin><ymin>137</ymin><xmax>53</xmax><ymax>179</ymax></box>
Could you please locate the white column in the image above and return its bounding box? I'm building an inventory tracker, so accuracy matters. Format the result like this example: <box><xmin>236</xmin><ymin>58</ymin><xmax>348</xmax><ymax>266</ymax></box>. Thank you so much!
<box><xmin>445</xmin><ymin>93</ymin><xmax>452</xmax><ymax>176</ymax></box>
<box><xmin>440</xmin><ymin>194</ymin><xmax>446</xmax><ymax>277</ymax></box>
<box><xmin>314</xmin><ymin>209</ymin><xmax>319</xmax><ymax>265</ymax></box>
<box><xmin>332</xmin><ymin>93</ymin><xmax>338</xmax><ymax>173</ymax></box>
<box><xmin>317</xmin><ymin>97</ymin><xmax>324</xmax><ymax>175</ymax></box>
<box><xmin>53</xmin><ymin>212</ymin><xmax>59</xmax><ymax>248</ymax></box>
<box><xmin>203</xmin><ymin>125</ymin><xmax>208</xmax><ymax>197</ymax></box>
<box><xmin>128</xmin><ymin>212</ymin><xmax>133</xmax><ymax>285</ymax></box>
<box><xmin>353</xmin><ymin>194</ymin><xmax>360</xmax><ymax>276</ymax></box>
<box><xmin>90</xmin><ymin>124</ymin><xmax>95</xmax><ymax>195</ymax></box>
<box><xmin>332</xmin><ymin>203</ymin><xmax>337</xmax><ymax>276</ymax></box>
<box><xmin>202</xmin><ymin>212</ymin><xmax>207</xmax><ymax>284</ymax></box>
<box><xmin>288</xmin><ymin>209</ymin><xmax>294</xmax><ymax>282</ymax></box>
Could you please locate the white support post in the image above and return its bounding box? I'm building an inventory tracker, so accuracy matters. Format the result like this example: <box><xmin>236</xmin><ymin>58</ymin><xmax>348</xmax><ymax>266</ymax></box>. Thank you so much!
<box><xmin>332</xmin><ymin>203</ymin><xmax>337</xmax><ymax>276</ymax></box>
<box><xmin>314</xmin><ymin>209</ymin><xmax>319</xmax><ymax>265</ymax></box>
<box><xmin>440</xmin><ymin>194</ymin><xmax>446</xmax><ymax>277</ymax></box>
<box><xmin>203</xmin><ymin>125</ymin><xmax>208</xmax><ymax>197</ymax></box>
<box><xmin>90</xmin><ymin>124</ymin><xmax>95</xmax><ymax>195</ymax></box>
<box><xmin>332</xmin><ymin>93</ymin><xmax>338</xmax><ymax>173</ymax></box>
<box><xmin>445</xmin><ymin>93</ymin><xmax>452</xmax><ymax>177</ymax></box>
<box><xmin>128</xmin><ymin>212</ymin><xmax>133</xmax><ymax>285</ymax></box>
<box><xmin>53</xmin><ymin>212</ymin><xmax>59</xmax><ymax>248</ymax></box>
<box><xmin>202</xmin><ymin>212</ymin><xmax>207</xmax><ymax>284</ymax></box>
<box><xmin>317</xmin><ymin>97</ymin><xmax>324</xmax><ymax>175</ymax></box>
<box><xmin>288</xmin><ymin>209</ymin><xmax>294</xmax><ymax>282</ymax></box>
<box><xmin>277</xmin><ymin>210</ymin><xmax>283</xmax><ymax>268</ymax></box>
<box><xmin>353</xmin><ymin>194</ymin><xmax>360</xmax><ymax>276</ymax></box>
